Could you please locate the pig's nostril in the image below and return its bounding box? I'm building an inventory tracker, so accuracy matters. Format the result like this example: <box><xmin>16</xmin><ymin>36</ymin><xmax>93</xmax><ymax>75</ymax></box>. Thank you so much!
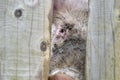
<box><xmin>60</xmin><ymin>29</ymin><xmax>65</xmax><ymax>33</ymax></box>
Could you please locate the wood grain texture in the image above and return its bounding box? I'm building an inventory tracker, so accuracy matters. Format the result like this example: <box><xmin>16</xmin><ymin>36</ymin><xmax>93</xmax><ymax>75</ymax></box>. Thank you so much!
<box><xmin>1</xmin><ymin>0</ymin><xmax>120</xmax><ymax>80</ymax></box>
<box><xmin>0</xmin><ymin>0</ymin><xmax>52</xmax><ymax>80</ymax></box>
<box><xmin>43</xmin><ymin>0</ymin><xmax>53</xmax><ymax>80</ymax></box>
<box><xmin>115</xmin><ymin>0</ymin><xmax>120</xmax><ymax>80</ymax></box>
<box><xmin>86</xmin><ymin>0</ymin><xmax>115</xmax><ymax>80</ymax></box>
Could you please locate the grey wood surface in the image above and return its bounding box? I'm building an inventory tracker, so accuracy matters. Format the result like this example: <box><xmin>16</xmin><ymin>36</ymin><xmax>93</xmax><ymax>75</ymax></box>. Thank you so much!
<box><xmin>0</xmin><ymin>0</ymin><xmax>120</xmax><ymax>80</ymax></box>
<box><xmin>115</xmin><ymin>0</ymin><xmax>120</xmax><ymax>80</ymax></box>
<box><xmin>86</xmin><ymin>0</ymin><xmax>116</xmax><ymax>80</ymax></box>
<box><xmin>0</xmin><ymin>0</ymin><xmax>52</xmax><ymax>80</ymax></box>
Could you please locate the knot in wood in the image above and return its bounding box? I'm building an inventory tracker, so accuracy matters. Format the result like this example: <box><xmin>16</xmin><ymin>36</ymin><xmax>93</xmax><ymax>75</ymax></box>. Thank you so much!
<box><xmin>40</xmin><ymin>41</ymin><xmax>47</xmax><ymax>52</ymax></box>
<box><xmin>14</xmin><ymin>9</ymin><xmax>22</xmax><ymax>18</ymax></box>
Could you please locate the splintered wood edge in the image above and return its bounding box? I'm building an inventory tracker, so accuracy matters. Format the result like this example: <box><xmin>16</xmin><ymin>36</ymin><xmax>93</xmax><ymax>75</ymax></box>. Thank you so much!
<box><xmin>43</xmin><ymin>0</ymin><xmax>53</xmax><ymax>80</ymax></box>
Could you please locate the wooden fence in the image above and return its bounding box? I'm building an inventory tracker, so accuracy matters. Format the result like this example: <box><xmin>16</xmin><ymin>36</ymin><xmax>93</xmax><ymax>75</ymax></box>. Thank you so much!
<box><xmin>0</xmin><ymin>0</ymin><xmax>52</xmax><ymax>80</ymax></box>
<box><xmin>0</xmin><ymin>0</ymin><xmax>120</xmax><ymax>80</ymax></box>
<box><xmin>86</xmin><ymin>0</ymin><xmax>120</xmax><ymax>80</ymax></box>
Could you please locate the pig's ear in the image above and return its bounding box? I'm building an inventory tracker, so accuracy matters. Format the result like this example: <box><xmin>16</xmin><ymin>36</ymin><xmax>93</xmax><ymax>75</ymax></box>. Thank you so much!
<box><xmin>53</xmin><ymin>0</ymin><xmax>65</xmax><ymax>11</ymax></box>
<box><xmin>65</xmin><ymin>0</ymin><xmax>88</xmax><ymax>11</ymax></box>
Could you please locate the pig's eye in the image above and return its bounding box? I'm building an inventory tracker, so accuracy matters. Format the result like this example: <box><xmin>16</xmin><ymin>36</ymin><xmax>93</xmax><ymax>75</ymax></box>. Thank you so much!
<box><xmin>65</xmin><ymin>23</ymin><xmax>69</xmax><ymax>29</ymax></box>
<box><xmin>68</xmin><ymin>25</ymin><xmax>73</xmax><ymax>30</ymax></box>
<box><xmin>65</xmin><ymin>23</ymin><xmax>74</xmax><ymax>30</ymax></box>
<box><xmin>65</xmin><ymin>23</ymin><xmax>68</xmax><ymax>27</ymax></box>
<box><xmin>60</xmin><ymin>29</ymin><xmax>65</xmax><ymax>33</ymax></box>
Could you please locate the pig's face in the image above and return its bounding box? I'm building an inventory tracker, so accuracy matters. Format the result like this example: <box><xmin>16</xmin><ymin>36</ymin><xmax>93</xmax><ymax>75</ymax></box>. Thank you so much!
<box><xmin>51</xmin><ymin>0</ymin><xmax>88</xmax><ymax>48</ymax></box>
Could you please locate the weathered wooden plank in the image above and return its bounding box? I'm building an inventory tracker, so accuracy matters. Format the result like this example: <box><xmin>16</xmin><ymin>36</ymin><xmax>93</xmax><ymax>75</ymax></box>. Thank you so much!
<box><xmin>43</xmin><ymin>0</ymin><xmax>53</xmax><ymax>80</ymax></box>
<box><xmin>86</xmin><ymin>0</ymin><xmax>115</xmax><ymax>80</ymax></box>
<box><xmin>0</xmin><ymin>0</ymin><xmax>52</xmax><ymax>80</ymax></box>
<box><xmin>115</xmin><ymin>0</ymin><xmax>120</xmax><ymax>80</ymax></box>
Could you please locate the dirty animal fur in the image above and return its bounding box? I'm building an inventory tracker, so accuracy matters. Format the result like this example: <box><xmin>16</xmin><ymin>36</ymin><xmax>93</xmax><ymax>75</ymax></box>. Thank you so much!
<box><xmin>50</xmin><ymin>0</ymin><xmax>88</xmax><ymax>80</ymax></box>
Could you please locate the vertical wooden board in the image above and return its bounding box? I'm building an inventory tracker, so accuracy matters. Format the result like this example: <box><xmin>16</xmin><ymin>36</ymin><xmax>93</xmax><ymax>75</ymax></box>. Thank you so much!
<box><xmin>43</xmin><ymin>0</ymin><xmax>53</xmax><ymax>80</ymax></box>
<box><xmin>115</xmin><ymin>0</ymin><xmax>120</xmax><ymax>80</ymax></box>
<box><xmin>87</xmin><ymin>0</ymin><xmax>115</xmax><ymax>80</ymax></box>
<box><xmin>0</xmin><ymin>0</ymin><xmax>52</xmax><ymax>80</ymax></box>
